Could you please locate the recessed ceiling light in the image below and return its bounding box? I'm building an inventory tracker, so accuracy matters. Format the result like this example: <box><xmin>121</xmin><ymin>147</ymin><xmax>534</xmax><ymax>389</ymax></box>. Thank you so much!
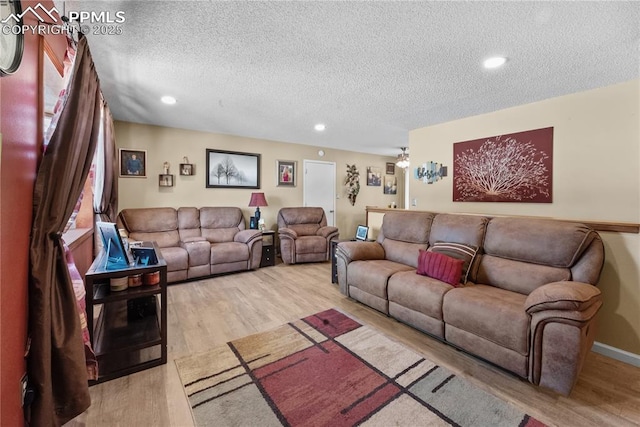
<box><xmin>483</xmin><ymin>56</ymin><xmax>507</xmax><ymax>69</ymax></box>
<box><xmin>161</xmin><ymin>96</ymin><xmax>177</xmax><ymax>105</ymax></box>
<box><xmin>314</xmin><ymin>123</ymin><xmax>326</xmax><ymax>132</ymax></box>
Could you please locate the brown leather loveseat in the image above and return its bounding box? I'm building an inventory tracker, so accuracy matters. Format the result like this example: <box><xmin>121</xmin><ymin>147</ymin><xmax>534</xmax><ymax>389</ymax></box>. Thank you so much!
<box><xmin>336</xmin><ymin>211</ymin><xmax>604</xmax><ymax>395</ymax></box>
<box><xmin>118</xmin><ymin>207</ymin><xmax>262</xmax><ymax>283</ymax></box>
<box><xmin>277</xmin><ymin>207</ymin><xmax>339</xmax><ymax>264</ymax></box>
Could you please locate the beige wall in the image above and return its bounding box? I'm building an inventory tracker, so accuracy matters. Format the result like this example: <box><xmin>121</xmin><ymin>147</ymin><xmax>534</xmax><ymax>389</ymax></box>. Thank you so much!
<box><xmin>409</xmin><ymin>79</ymin><xmax>640</xmax><ymax>355</ymax></box>
<box><xmin>115</xmin><ymin>121</ymin><xmax>403</xmax><ymax>239</ymax></box>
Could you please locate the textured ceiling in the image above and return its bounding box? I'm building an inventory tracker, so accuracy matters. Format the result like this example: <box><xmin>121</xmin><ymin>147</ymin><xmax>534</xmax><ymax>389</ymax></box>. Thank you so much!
<box><xmin>64</xmin><ymin>1</ymin><xmax>640</xmax><ymax>156</ymax></box>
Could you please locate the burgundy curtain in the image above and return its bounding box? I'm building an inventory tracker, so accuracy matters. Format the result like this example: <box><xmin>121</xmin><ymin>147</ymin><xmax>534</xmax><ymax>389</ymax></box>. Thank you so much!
<box><xmin>28</xmin><ymin>36</ymin><xmax>101</xmax><ymax>426</ymax></box>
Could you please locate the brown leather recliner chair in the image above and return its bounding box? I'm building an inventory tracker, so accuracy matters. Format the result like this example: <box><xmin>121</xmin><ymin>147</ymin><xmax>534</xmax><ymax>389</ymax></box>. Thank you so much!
<box><xmin>277</xmin><ymin>207</ymin><xmax>339</xmax><ymax>264</ymax></box>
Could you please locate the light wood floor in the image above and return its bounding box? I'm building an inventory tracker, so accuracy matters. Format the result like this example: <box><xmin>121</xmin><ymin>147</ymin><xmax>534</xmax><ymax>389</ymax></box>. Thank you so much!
<box><xmin>70</xmin><ymin>261</ymin><xmax>640</xmax><ymax>427</ymax></box>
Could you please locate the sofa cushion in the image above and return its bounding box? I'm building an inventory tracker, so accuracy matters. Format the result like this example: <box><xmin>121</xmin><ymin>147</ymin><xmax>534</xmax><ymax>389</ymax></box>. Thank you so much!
<box><xmin>178</xmin><ymin>207</ymin><xmax>201</xmax><ymax>241</ymax></box>
<box><xmin>210</xmin><ymin>242</ymin><xmax>249</xmax><ymax>264</ymax></box>
<box><xmin>200</xmin><ymin>207</ymin><xmax>245</xmax><ymax>229</ymax></box>
<box><xmin>382</xmin><ymin>239</ymin><xmax>428</xmax><ymax>268</ymax></box>
<box><xmin>429</xmin><ymin>213</ymin><xmax>489</xmax><ymax>248</ymax></box>
<box><xmin>443</xmin><ymin>284</ymin><xmax>529</xmax><ymax>355</ymax></box>
<box><xmin>158</xmin><ymin>246</ymin><xmax>188</xmax><ymax>272</ymax></box>
<box><xmin>380</xmin><ymin>211</ymin><xmax>434</xmax><ymax>243</ymax></box>
<box><xmin>294</xmin><ymin>235</ymin><xmax>327</xmax><ymax>254</ymax></box>
<box><xmin>417</xmin><ymin>250</ymin><xmax>463</xmax><ymax>286</ymax></box>
<box><xmin>277</xmin><ymin>207</ymin><xmax>327</xmax><ymax>229</ymax></box>
<box><xmin>484</xmin><ymin>217</ymin><xmax>597</xmax><ymax>268</ymax></box>
<box><xmin>129</xmin><ymin>230</ymin><xmax>180</xmax><ymax>249</ymax></box>
<box><xmin>388</xmin><ymin>270</ymin><xmax>453</xmax><ymax>321</ymax></box>
<box><xmin>202</xmin><ymin>228</ymin><xmax>240</xmax><ymax>243</ymax></box>
<box><xmin>120</xmin><ymin>208</ymin><xmax>181</xmax><ymax>248</ymax></box>
<box><xmin>347</xmin><ymin>259</ymin><xmax>413</xmax><ymax>300</ymax></box>
<box><xmin>428</xmin><ymin>242</ymin><xmax>478</xmax><ymax>284</ymax></box>
<box><xmin>120</xmin><ymin>207</ymin><xmax>178</xmax><ymax>233</ymax></box>
<box><xmin>477</xmin><ymin>255</ymin><xmax>571</xmax><ymax>295</ymax></box>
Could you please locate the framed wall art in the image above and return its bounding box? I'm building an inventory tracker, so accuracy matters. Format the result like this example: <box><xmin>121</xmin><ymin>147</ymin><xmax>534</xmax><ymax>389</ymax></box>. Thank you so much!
<box><xmin>366</xmin><ymin>166</ymin><xmax>381</xmax><ymax>186</ymax></box>
<box><xmin>206</xmin><ymin>149</ymin><xmax>260</xmax><ymax>189</ymax></box>
<box><xmin>386</xmin><ymin>162</ymin><xmax>395</xmax><ymax>175</ymax></box>
<box><xmin>453</xmin><ymin>127</ymin><xmax>553</xmax><ymax>203</ymax></box>
<box><xmin>119</xmin><ymin>149</ymin><xmax>147</xmax><ymax>177</ymax></box>
<box><xmin>180</xmin><ymin>163</ymin><xmax>194</xmax><ymax>176</ymax></box>
<box><xmin>384</xmin><ymin>175</ymin><xmax>397</xmax><ymax>194</ymax></box>
<box><xmin>159</xmin><ymin>174</ymin><xmax>174</xmax><ymax>187</ymax></box>
<box><xmin>276</xmin><ymin>160</ymin><xmax>296</xmax><ymax>187</ymax></box>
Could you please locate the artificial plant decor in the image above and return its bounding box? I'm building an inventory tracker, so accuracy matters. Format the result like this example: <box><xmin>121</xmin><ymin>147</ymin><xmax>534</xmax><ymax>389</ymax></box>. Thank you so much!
<box><xmin>345</xmin><ymin>164</ymin><xmax>360</xmax><ymax>206</ymax></box>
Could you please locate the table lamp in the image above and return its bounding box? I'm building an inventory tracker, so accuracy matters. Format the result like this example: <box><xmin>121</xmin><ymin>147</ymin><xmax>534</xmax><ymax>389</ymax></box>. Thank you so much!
<box><xmin>248</xmin><ymin>192</ymin><xmax>268</xmax><ymax>225</ymax></box>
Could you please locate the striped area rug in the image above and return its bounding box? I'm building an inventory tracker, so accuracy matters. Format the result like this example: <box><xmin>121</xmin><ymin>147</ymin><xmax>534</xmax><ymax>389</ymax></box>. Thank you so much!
<box><xmin>175</xmin><ymin>308</ymin><xmax>545</xmax><ymax>427</ymax></box>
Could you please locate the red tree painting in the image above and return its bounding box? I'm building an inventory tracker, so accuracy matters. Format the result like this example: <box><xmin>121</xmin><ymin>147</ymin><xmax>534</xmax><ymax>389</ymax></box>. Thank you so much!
<box><xmin>453</xmin><ymin>127</ymin><xmax>553</xmax><ymax>203</ymax></box>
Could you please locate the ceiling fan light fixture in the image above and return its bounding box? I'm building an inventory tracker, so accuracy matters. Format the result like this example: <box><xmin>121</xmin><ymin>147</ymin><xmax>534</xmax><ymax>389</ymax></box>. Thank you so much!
<box><xmin>396</xmin><ymin>147</ymin><xmax>410</xmax><ymax>169</ymax></box>
<box><xmin>483</xmin><ymin>56</ymin><xmax>507</xmax><ymax>69</ymax></box>
<box><xmin>161</xmin><ymin>95</ymin><xmax>177</xmax><ymax>105</ymax></box>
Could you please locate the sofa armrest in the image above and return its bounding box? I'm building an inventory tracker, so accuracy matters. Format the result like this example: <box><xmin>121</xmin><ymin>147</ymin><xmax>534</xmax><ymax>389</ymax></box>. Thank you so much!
<box><xmin>526</xmin><ymin>281</ymin><xmax>602</xmax><ymax>395</ymax></box>
<box><xmin>317</xmin><ymin>226</ymin><xmax>339</xmax><ymax>239</ymax></box>
<box><xmin>525</xmin><ymin>281</ymin><xmax>601</xmax><ymax>314</ymax></box>
<box><xmin>335</xmin><ymin>241</ymin><xmax>385</xmax><ymax>295</ymax></box>
<box><xmin>278</xmin><ymin>227</ymin><xmax>298</xmax><ymax>240</ymax></box>
<box><xmin>234</xmin><ymin>229</ymin><xmax>262</xmax><ymax>244</ymax></box>
<box><xmin>336</xmin><ymin>241</ymin><xmax>385</xmax><ymax>263</ymax></box>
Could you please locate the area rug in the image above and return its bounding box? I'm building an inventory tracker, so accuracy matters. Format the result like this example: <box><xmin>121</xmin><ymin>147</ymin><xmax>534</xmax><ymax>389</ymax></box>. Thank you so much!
<box><xmin>175</xmin><ymin>308</ymin><xmax>546</xmax><ymax>427</ymax></box>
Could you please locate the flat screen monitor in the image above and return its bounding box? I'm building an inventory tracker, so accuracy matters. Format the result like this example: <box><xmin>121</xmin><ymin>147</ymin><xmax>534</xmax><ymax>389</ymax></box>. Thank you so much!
<box><xmin>96</xmin><ymin>221</ymin><xmax>131</xmax><ymax>269</ymax></box>
<box><xmin>355</xmin><ymin>224</ymin><xmax>369</xmax><ymax>241</ymax></box>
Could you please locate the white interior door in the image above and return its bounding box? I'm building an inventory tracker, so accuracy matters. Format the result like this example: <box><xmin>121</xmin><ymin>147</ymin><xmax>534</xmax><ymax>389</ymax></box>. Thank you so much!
<box><xmin>303</xmin><ymin>160</ymin><xmax>336</xmax><ymax>226</ymax></box>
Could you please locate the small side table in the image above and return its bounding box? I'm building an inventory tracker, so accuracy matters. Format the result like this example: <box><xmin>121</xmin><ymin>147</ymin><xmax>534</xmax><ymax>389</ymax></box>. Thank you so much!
<box><xmin>260</xmin><ymin>230</ymin><xmax>276</xmax><ymax>267</ymax></box>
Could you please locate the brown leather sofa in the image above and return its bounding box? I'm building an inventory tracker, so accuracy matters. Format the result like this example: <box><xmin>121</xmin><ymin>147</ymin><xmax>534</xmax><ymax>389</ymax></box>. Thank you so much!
<box><xmin>118</xmin><ymin>207</ymin><xmax>262</xmax><ymax>283</ymax></box>
<box><xmin>335</xmin><ymin>211</ymin><xmax>604</xmax><ymax>395</ymax></box>
<box><xmin>277</xmin><ymin>207</ymin><xmax>339</xmax><ymax>264</ymax></box>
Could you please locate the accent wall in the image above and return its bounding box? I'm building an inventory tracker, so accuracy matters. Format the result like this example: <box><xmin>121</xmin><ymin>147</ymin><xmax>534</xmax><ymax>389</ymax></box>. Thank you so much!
<box><xmin>408</xmin><ymin>79</ymin><xmax>640</xmax><ymax>357</ymax></box>
<box><xmin>115</xmin><ymin>121</ymin><xmax>403</xmax><ymax>239</ymax></box>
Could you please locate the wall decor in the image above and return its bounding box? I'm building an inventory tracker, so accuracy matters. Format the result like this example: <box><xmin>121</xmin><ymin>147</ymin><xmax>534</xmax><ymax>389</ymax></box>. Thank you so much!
<box><xmin>384</xmin><ymin>175</ymin><xmax>397</xmax><ymax>194</ymax></box>
<box><xmin>345</xmin><ymin>164</ymin><xmax>360</xmax><ymax>206</ymax></box>
<box><xmin>415</xmin><ymin>161</ymin><xmax>448</xmax><ymax>184</ymax></box>
<box><xmin>180</xmin><ymin>156</ymin><xmax>194</xmax><ymax>175</ymax></box>
<box><xmin>206</xmin><ymin>149</ymin><xmax>260</xmax><ymax>189</ymax></box>
<box><xmin>366</xmin><ymin>166</ymin><xmax>382</xmax><ymax>186</ymax></box>
<box><xmin>385</xmin><ymin>162</ymin><xmax>395</xmax><ymax>175</ymax></box>
<box><xmin>453</xmin><ymin>127</ymin><xmax>553</xmax><ymax>202</ymax></box>
<box><xmin>119</xmin><ymin>149</ymin><xmax>147</xmax><ymax>177</ymax></box>
<box><xmin>159</xmin><ymin>174</ymin><xmax>174</xmax><ymax>187</ymax></box>
<box><xmin>276</xmin><ymin>160</ymin><xmax>296</xmax><ymax>187</ymax></box>
<box><xmin>163</xmin><ymin>161</ymin><xmax>170</xmax><ymax>174</ymax></box>
<box><xmin>180</xmin><ymin>163</ymin><xmax>194</xmax><ymax>176</ymax></box>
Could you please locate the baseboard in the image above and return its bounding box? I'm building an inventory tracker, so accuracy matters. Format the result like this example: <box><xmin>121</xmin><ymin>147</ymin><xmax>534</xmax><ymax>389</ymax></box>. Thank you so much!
<box><xmin>592</xmin><ymin>341</ymin><xmax>640</xmax><ymax>367</ymax></box>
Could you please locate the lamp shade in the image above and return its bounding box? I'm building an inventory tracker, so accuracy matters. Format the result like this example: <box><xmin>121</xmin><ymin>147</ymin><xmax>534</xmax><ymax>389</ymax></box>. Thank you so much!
<box><xmin>248</xmin><ymin>192</ymin><xmax>268</xmax><ymax>207</ymax></box>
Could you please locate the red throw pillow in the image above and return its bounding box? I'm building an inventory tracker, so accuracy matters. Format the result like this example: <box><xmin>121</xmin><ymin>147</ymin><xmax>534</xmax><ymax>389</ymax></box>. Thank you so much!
<box><xmin>417</xmin><ymin>250</ymin><xmax>464</xmax><ymax>287</ymax></box>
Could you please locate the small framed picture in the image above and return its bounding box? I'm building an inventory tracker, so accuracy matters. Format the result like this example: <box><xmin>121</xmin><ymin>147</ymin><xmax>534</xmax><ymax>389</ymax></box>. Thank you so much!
<box><xmin>366</xmin><ymin>166</ymin><xmax>382</xmax><ymax>186</ymax></box>
<box><xmin>159</xmin><ymin>174</ymin><xmax>174</xmax><ymax>187</ymax></box>
<box><xmin>355</xmin><ymin>225</ymin><xmax>369</xmax><ymax>241</ymax></box>
<box><xmin>180</xmin><ymin>163</ymin><xmax>194</xmax><ymax>176</ymax></box>
<box><xmin>119</xmin><ymin>149</ymin><xmax>147</xmax><ymax>177</ymax></box>
<box><xmin>384</xmin><ymin>175</ymin><xmax>397</xmax><ymax>194</ymax></box>
<box><xmin>386</xmin><ymin>162</ymin><xmax>395</xmax><ymax>175</ymax></box>
<box><xmin>276</xmin><ymin>160</ymin><xmax>296</xmax><ymax>187</ymax></box>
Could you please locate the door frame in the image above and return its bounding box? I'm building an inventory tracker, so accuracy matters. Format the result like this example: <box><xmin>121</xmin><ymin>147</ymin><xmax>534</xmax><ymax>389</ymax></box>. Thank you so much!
<box><xmin>303</xmin><ymin>159</ymin><xmax>336</xmax><ymax>226</ymax></box>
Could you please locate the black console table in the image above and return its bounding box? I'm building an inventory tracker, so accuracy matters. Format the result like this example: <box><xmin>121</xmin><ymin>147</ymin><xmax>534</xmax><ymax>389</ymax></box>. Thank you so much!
<box><xmin>84</xmin><ymin>241</ymin><xmax>167</xmax><ymax>384</ymax></box>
